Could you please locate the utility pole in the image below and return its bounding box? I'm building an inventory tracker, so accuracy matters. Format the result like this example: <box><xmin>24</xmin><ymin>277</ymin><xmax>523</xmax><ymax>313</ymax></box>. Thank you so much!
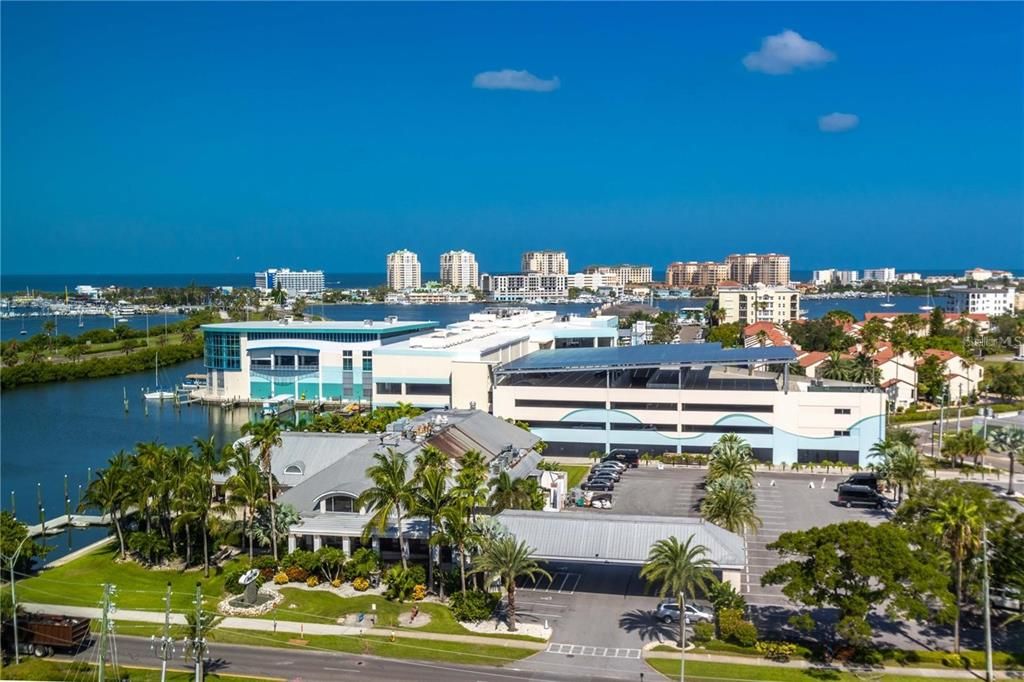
<box><xmin>956</xmin><ymin>386</ymin><xmax>963</xmax><ymax>433</ymax></box>
<box><xmin>7</xmin><ymin>535</ymin><xmax>31</xmax><ymax>665</ymax></box>
<box><xmin>938</xmin><ymin>396</ymin><xmax>946</xmax><ymax>457</ymax></box>
<box><xmin>679</xmin><ymin>590</ymin><xmax>687</xmax><ymax>682</ymax></box>
<box><xmin>98</xmin><ymin>583</ymin><xmax>116</xmax><ymax>682</ymax></box>
<box><xmin>982</xmin><ymin>524</ymin><xmax>994</xmax><ymax>682</ymax></box>
<box><xmin>151</xmin><ymin>582</ymin><xmax>175</xmax><ymax>682</ymax></box>
<box><xmin>184</xmin><ymin>582</ymin><xmax>208</xmax><ymax>682</ymax></box>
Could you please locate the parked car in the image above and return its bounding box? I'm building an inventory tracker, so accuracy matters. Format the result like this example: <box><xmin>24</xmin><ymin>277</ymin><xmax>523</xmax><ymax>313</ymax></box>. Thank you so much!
<box><xmin>991</xmin><ymin>587</ymin><xmax>1022</xmax><ymax>613</ymax></box>
<box><xmin>602</xmin><ymin>449</ymin><xmax>640</xmax><ymax>468</ymax></box>
<box><xmin>592</xmin><ymin>461</ymin><xmax>626</xmax><ymax>473</ymax></box>
<box><xmin>581</xmin><ymin>479</ymin><xmax>614</xmax><ymax>491</ymax></box>
<box><xmin>588</xmin><ymin>469</ymin><xmax>621</xmax><ymax>482</ymax></box>
<box><xmin>836</xmin><ymin>483</ymin><xmax>889</xmax><ymax>509</ymax></box>
<box><xmin>834</xmin><ymin>472</ymin><xmax>879</xmax><ymax>492</ymax></box>
<box><xmin>654</xmin><ymin>599</ymin><xmax>714</xmax><ymax>624</ymax></box>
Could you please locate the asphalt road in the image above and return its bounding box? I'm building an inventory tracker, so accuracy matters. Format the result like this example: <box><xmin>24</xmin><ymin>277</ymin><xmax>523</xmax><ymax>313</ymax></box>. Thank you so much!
<box><xmin>66</xmin><ymin>635</ymin><xmax>629</xmax><ymax>682</ymax></box>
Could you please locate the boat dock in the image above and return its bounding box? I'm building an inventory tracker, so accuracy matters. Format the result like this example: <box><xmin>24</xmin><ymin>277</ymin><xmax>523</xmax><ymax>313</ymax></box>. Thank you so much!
<box><xmin>25</xmin><ymin>513</ymin><xmax>111</xmax><ymax>538</ymax></box>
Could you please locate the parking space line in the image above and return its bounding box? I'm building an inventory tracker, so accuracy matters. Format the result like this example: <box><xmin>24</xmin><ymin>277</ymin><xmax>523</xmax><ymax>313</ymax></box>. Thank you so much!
<box><xmin>561</xmin><ymin>573</ymin><xmax>581</xmax><ymax>594</ymax></box>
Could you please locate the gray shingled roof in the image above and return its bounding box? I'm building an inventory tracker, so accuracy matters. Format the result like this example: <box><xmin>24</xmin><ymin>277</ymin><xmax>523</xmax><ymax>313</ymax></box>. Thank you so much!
<box><xmin>494</xmin><ymin>510</ymin><xmax>746</xmax><ymax>568</ymax></box>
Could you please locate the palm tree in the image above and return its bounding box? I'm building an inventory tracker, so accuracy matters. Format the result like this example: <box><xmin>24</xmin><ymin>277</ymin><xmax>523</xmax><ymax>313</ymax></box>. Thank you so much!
<box><xmin>851</xmin><ymin>353</ymin><xmax>880</xmax><ymax>385</ymax></box>
<box><xmin>989</xmin><ymin>427</ymin><xmax>1024</xmax><ymax>496</ymax></box>
<box><xmin>640</xmin><ymin>535</ymin><xmax>716</xmax><ymax>651</ymax></box>
<box><xmin>181</xmin><ymin>327</ymin><xmax>198</xmax><ymax>344</ymax></box>
<box><xmin>708</xmin><ymin>435</ymin><xmax>755</xmax><ymax>486</ymax></box>
<box><xmin>226</xmin><ymin>457</ymin><xmax>266</xmax><ymax>560</ymax></box>
<box><xmin>471</xmin><ymin>535</ymin><xmax>550</xmax><ymax>632</ymax></box>
<box><xmin>455</xmin><ymin>450</ymin><xmax>489</xmax><ymax>521</ymax></box>
<box><xmin>887</xmin><ymin>443</ymin><xmax>926</xmax><ymax>503</ymax></box>
<box><xmin>80</xmin><ymin>452</ymin><xmax>132</xmax><ymax>558</ymax></box>
<box><xmin>241</xmin><ymin>418</ymin><xmax>283</xmax><ymax>561</ymax></box>
<box><xmin>357</xmin><ymin>448</ymin><xmax>418</xmax><ymax>569</ymax></box>
<box><xmin>413</xmin><ymin>444</ymin><xmax>448</xmax><ymax>480</ymax></box>
<box><xmin>930</xmin><ymin>495</ymin><xmax>982</xmax><ymax>654</ymax></box>
<box><xmin>488</xmin><ymin>471</ymin><xmax>520</xmax><ymax>512</ymax></box>
<box><xmin>415</xmin><ymin>467</ymin><xmax>453</xmax><ymax>595</ymax></box>
<box><xmin>755</xmin><ymin>330</ymin><xmax>769</xmax><ymax>347</ymax></box>
<box><xmin>432</xmin><ymin>502</ymin><xmax>476</xmax><ymax>594</ymax></box>
<box><xmin>820</xmin><ymin>351</ymin><xmax>852</xmax><ymax>381</ymax></box>
<box><xmin>701</xmin><ymin>477</ymin><xmax>761</xmax><ymax>534</ymax></box>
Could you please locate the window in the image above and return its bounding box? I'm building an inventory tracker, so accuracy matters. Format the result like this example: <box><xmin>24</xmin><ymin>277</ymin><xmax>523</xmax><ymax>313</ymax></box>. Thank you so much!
<box><xmin>679</xmin><ymin>424</ymin><xmax>772</xmax><ymax>434</ymax></box>
<box><xmin>283</xmin><ymin>464</ymin><xmax>303</xmax><ymax>475</ymax></box>
<box><xmin>798</xmin><ymin>449</ymin><xmax>859</xmax><ymax>465</ymax></box>
<box><xmin>833</xmin><ymin>430</ymin><xmax>852</xmax><ymax>437</ymax></box>
<box><xmin>526</xmin><ymin>420</ymin><xmax>605</xmax><ymax>430</ymax></box>
<box><xmin>343</xmin><ymin>357</ymin><xmax>353</xmax><ymax>371</ymax></box>
<box><xmin>610</xmin><ymin>422</ymin><xmax>677</xmax><ymax>432</ymax></box>
<box><xmin>681</xmin><ymin>403</ymin><xmax>774</xmax><ymax>413</ymax></box>
<box><xmin>362</xmin><ymin>351</ymin><xmax>372</xmax><ymax>371</ymax></box>
<box><xmin>323</xmin><ymin>495</ymin><xmax>355</xmax><ymax>513</ymax></box>
<box><xmin>298</xmin><ymin>355</ymin><xmax>319</xmax><ymax>367</ymax></box>
<box><xmin>611</xmin><ymin>402</ymin><xmax>677</xmax><ymax>411</ymax></box>
<box><xmin>376</xmin><ymin>382</ymin><xmax>402</xmax><ymax>394</ymax></box>
<box><xmin>274</xmin><ymin>355</ymin><xmax>295</xmax><ymax>367</ymax></box>
<box><xmin>515</xmin><ymin>398</ymin><xmax>605</xmax><ymax>409</ymax></box>
<box><xmin>405</xmin><ymin>383</ymin><xmax>450</xmax><ymax>396</ymax></box>
<box><xmin>250</xmin><ymin>358</ymin><xmax>271</xmax><ymax>367</ymax></box>
<box><xmin>204</xmin><ymin>331</ymin><xmax>241</xmax><ymax>371</ymax></box>
<box><xmin>834</xmin><ymin>408</ymin><xmax>852</xmax><ymax>415</ymax></box>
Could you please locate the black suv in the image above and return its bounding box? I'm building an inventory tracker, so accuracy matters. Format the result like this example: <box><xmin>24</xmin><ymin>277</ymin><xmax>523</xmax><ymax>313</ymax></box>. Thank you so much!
<box><xmin>602</xmin><ymin>449</ymin><xmax>640</xmax><ymax>468</ymax></box>
<box><xmin>834</xmin><ymin>472</ymin><xmax>879</xmax><ymax>492</ymax></box>
<box><xmin>836</xmin><ymin>483</ymin><xmax>888</xmax><ymax>509</ymax></box>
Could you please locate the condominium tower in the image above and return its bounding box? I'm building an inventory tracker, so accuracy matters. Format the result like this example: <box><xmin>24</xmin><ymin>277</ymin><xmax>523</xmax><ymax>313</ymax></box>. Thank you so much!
<box><xmin>386</xmin><ymin>249</ymin><xmax>422</xmax><ymax>291</ymax></box>
<box><xmin>521</xmin><ymin>250</ymin><xmax>569</xmax><ymax>275</ymax></box>
<box><xmin>583</xmin><ymin>264</ymin><xmax>654</xmax><ymax>285</ymax></box>
<box><xmin>665</xmin><ymin>261</ymin><xmax>731</xmax><ymax>287</ymax></box>
<box><xmin>725</xmin><ymin>253</ymin><xmax>791</xmax><ymax>286</ymax></box>
<box><xmin>254</xmin><ymin>268</ymin><xmax>326</xmax><ymax>295</ymax></box>
<box><xmin>439</xmin><ymin>250</ymin><xmax>479</xmax><ymax>290</ymax></box>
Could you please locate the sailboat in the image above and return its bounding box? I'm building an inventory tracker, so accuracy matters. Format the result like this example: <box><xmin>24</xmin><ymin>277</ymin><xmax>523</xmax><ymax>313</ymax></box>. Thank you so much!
<box><xmin>880</xmin><ymin>285</ymin><xmax>895</xmax><ymax>308</ymax></box>
<box><xmin>919</xmin><ymin>288</ymin><xmax>935</xmax><ymax>312</ymax></box>
<box><xmin>78</xmin><ymin>311</ymin><xmax>84</xmax><ymax>328</ymax></box>
<box><xmin>144</xmin><ymin>352</ymin><xmax>175</xmax><ymax>400</ymax></box>
<box><xmin>19</xmin><ymin>317</ymin><xmax>26</xmax><ymax>335</ymax></box>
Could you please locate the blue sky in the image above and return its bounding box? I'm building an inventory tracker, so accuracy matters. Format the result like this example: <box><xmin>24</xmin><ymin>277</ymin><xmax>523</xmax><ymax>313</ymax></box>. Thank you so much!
<box><xmin>2</xmin><ymin>2</ymin><xmax>1022</xmax><ymax>275</ymax></box>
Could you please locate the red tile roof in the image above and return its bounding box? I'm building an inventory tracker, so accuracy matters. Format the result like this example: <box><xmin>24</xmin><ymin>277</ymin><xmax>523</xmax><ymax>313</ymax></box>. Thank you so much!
<box><xmin>797</xmin><ymin>351</ymin><xmax>829</xmax><ymax>368</ymax></box>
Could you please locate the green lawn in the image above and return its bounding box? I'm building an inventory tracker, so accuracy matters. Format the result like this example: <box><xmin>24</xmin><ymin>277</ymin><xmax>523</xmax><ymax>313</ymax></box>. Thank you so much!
<box><xmin>267</xmin><ymin>587</ymin><xmax>544</xmax><ymax>641</ymax></box>
<box><xmin>16</xmin><ymin>545</ymin><xmax>246</xmax><ymax>611</ymax></box>
<box><xmin>646</xmin><ymin>659</ymin><xmax>976</xmax><ymax>682</ymax></box>
<box><xmin>557</xmin><ymin>464</ymin><xmax>591</xmax><ymax>489</ymax></box>
<box><xmin>0</xmin><ymin>658</ymin><xmax>263</xmax><ymax>681</ymax></box>
<box><xmin>208</xmin><ymin>627</ymin><xmax>536</xmax><ymax>667</ymax></box>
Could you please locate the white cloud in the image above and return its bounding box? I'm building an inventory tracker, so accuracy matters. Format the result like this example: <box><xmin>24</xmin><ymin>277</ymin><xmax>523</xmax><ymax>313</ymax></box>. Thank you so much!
<box><xmin>818</xmin><ymin>112</ymin><xmax>860</xmax><ymax>132</ymax></box>
<box><xmin>743</xmin><ymin>30</ymin><xmax>836</xmax><ymax>75</ymax></box>
<box><xmin>472</xmin><ymin>69</ymin><xmax>560</xmax><ymax>92</ymax></box>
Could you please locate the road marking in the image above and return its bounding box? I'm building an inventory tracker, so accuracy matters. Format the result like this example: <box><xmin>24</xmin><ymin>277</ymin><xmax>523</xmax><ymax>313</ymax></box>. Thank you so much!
<box><xmin>546</xmin><ymin>643</ymin><xmax>641</xmax><ymax>659</ymax></box>
<box><xmin>560</xmin><ymin>573</ymin><xmax>581</xmax><ymax>594</ymax></box>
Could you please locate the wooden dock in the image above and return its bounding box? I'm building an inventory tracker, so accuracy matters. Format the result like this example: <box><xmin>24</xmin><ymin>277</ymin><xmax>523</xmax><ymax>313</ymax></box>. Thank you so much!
<box><xmin>25</xmin><ymin>513</ymin><xmax>111</xmax><ymax>538</ymax></box>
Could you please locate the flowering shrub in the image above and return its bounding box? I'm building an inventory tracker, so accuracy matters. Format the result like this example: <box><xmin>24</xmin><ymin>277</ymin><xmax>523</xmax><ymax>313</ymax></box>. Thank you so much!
<box><xmin>285</xmin><ymin>566</ymin><xmax>309</xmax><ymax>582</ymax></box>
<box><xmin>412</xmin><ymin>584</ymin><xmax>427</xmax><ymax>601</ymax></box>
<box><xmin>755</xmin><ymin>641</ymin><xmax>796</xmax><ymax>661</ymax></box>
<box><xmin>352</xmin><ymin>577</ymin><xmax>370</xmax><ymax>591</ymax></box>
<box><xmin>331</xmin><ymin>579</ymin><xmax>342</xmax><ymax>588</ymax></box>
<box><xmin>306</xmin><ymin>576</ymin><xmax>320</xmax><ymax>588</ymax></box>
<box><xmin>273</xmin><ymin>571</ymin><xmax>289</xmax><ymax>585</ymax></box>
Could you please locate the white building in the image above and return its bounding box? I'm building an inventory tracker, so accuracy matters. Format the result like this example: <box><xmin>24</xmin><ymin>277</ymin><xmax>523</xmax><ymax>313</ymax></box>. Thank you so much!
<box><xmin>199</xmin><ymin>318</ymin><xmax>437</xmax><ymax>403</ymax></box>
<box><xmin>521</xmin><ymin>251</ymin><xmax>569</xmax><ymax>275</ymax></box>
<box><xmin>74</xmin><ymin>285</ymin><xmax>99</xmax><ymax>297</ymax></box>
<box><xmin>254</xmin><ymin>268</ymin><xmax>326</xmax><ymax>295</ymax></box>
<box><xmin>491</xmin><ymin>344</ymin><xmax>886</xmax><ymax>467</ymax></box>
<box><xmin>583</xmin><ymin>264</ymin><xmax>653</xmax><ymax>285</ymax></box>
<box><xmin>386</xmin><ymin>250</ymin><xmax>422</xmax><ymax>291</ymax></box>
<box><xmin>569</xmin><ymin>272</ymin><xmax>621</xmax><ymax>291</ymax></box>
<box><xmin>897</xmin><ymin>272</ymin><xmax>922</xmax><ymax>282</ymax></box>
<box><xmin>372</xmin><ymin>310</ymin><xmax>618</xmax><ymax>411</ymax></box>
<box><xmin>717</xmin><ymin>283</ymin><xmax>801</xmax><ymax>325</ymax></box>
<box><xmin>480</xmin><ymin>273</ymin><xmax>569</xmax><ymax>302</ymax></box>
<box><xmin>811</xmin><ymin>269</ymin><xmax>859</xmax><ymax>286</ymax></box>
<box><xmin>942</xmin><ymin>287</ymin><xmax>1015</xmax><ymax>316</ymax></box>
<box><xmin>439</xmin><ymin>250</ymin><xmax>479</xmax><ymax>290</ymax></box>
<box><xmin>964</xmin><ymin>268</ymin><xmax>1014</xmax><ymax>282</ymax></box>
<box><xmin>862</xmin><ymin>268</ymin><xmax>897</xmax><ymax>283</ymax></box>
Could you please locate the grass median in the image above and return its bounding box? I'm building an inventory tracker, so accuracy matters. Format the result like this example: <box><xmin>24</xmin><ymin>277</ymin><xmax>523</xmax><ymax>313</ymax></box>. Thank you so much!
<box><xmin>646</xmin><ymin>659</ymin><xmax>977</xmax><ymax>682</ymax></box>
<box><xmin>0</xmin><ymin>658</ymin><xmax>264</xmax><ymax>682</ymax></box>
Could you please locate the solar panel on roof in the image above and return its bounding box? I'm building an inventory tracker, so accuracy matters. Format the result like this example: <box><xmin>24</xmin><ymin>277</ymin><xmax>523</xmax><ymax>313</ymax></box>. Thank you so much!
<box><xmin>497</xmin><ymin>343</ymin><xmax>797</xmax><ymax>372</ymax></box>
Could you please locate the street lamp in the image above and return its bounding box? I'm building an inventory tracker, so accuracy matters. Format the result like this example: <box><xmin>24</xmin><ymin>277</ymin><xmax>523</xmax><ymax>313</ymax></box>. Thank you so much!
<box><xmin>931</xmin><ymin>422</ymin><xmax>938</xmax><ymax>459</ymax></box>
<box><xmin>5</xmin><ymin>533</ymin><xmax>33</xmax><ymax>665</ymax></box>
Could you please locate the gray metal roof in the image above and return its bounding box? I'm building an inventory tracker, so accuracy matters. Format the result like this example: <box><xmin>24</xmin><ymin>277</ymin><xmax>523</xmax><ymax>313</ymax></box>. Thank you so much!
<box><xmin>419</xmin><ymin>410</ymin><xmax>540</xmax><ymax>460</ymax></box>
<box><xmin>494</xmin><ymin>510</ymin><xmax>746</xmax><ymax>568</ymax></box>
<box><xmin>496</xmin><ymin>343</ymin><xmax>797</xmax><ymax>374</ymax></box>
<box><xmin>290</xmin><ymin>513</ymin><xmax>432</xmax><ymax>539</ymax></box>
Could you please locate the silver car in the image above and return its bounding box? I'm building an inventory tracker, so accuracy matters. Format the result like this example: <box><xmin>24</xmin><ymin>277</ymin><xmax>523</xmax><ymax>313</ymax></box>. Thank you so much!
<box><xmin>654</xmin><ymin>599</ymin><xmax>713</xmax><ymax>624</ymax></box>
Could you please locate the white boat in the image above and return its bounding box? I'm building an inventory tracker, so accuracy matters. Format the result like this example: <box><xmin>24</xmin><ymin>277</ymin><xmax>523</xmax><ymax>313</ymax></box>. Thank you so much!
<box><xmin>880</xmin><ymin>285</ymin><xmax>895</xmax><ymax>308</ymax></box>
<box><xmin>144</xmin><ymin>352</ymin><xmax>175</xmax><ymax>400</ymax></box>
<box><xmin>919</xmin><ymin>288</ymin><xmax>935</xmax><ymax>312</ymax></box>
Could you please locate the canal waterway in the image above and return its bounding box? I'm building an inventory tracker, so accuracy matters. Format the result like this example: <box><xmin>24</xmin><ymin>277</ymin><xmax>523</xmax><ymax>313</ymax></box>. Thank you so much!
<box><xmin>1</xmin><ymin>295</ymin><xmax>932</xmax><ymax>558</ymax></box>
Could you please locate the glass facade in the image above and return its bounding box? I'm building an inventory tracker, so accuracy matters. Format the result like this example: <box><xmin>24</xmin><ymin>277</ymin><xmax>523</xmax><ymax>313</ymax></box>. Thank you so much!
<box><xmin>204</xmin><ymin>332</ymin><xmax>241</xmax><ymax>370</ymax></box>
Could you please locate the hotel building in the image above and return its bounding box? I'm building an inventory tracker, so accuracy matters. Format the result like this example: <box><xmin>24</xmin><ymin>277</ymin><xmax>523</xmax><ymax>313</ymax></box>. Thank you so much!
<box><xmin>439</xmin><ymin>250</ymin><xmax>479</xmax><ymax>290</ymax></box>
<box><xmin>725</xmin><ymin>253</ymin><xmax>791</xmax><ymax>286</ymax></box>
<box><xmin>491</xmin><ymin>344</ymin><xmax>885</xmax><ymax>466</ymax></box>
<box><xmin>521</xmin><ymin>250</ymin><xmax>569</xmax><ymax>276</ymax></box>
<box><xmin>862</xmin><ymin>267</ymin><xmax>897</xmax><ymax>283</ymax></box>
<box><xmin>942</xmin><ymin>287</ymin><xmax>1016</xmax><ymax>316</ymax></box>
<box><xmin>479</xmin><ymin>273</ymin><xmax>569</xmax><ymax>302</ymax></box>
<box><xmin>386</xmin><ymin>250</ymin><xmax>422</xmax><ymax>291</ymax></box>
<box><xmin>583</xmin><ymin>264</ymin><xmax>654</xmax><ymax>285</ymax></box>
<box><xmin>717</xmin><ymin>283</ymin><xmax>801</xmax><ymax>325</ymax></box>
<box><xmin>254</xmin><ymin>268</ymin><xmax>326</xmax><ymax>295</ymax></box>
<box><xmin>200</xmin><ymin>318</ymin><xmax>437</xmax><ymax>403</ymax></box>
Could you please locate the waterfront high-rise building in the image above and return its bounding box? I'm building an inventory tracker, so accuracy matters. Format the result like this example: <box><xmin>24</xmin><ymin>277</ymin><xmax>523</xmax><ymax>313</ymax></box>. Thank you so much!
<box><xmin>521</xmin><ymin>250</ymin><xmax>569</xmax><ymax>275</ymax></box>
<box><xmin>583</xmin><ymin>264</ymin><xmax>653</xmax><ymax>285</ymax></box>
<box><xmin>439</xmin><ymin>250</ymin><xmax>479</xmax><ymax>290</ymax></box>
<box><xmin>480</xmin><ymin>273</ymin><xmax>569</xmax><ymax>302</ymax></box>
<box><xmin>862</xmin><ymin>267</ymin><xmax>897</xmax><ymax>283</ymax></box>
<box><xmin>717</xmin><ymin>283</ymin><xmax>801</xmax><ymax>325</ymax></box>
<box><xmin>665</xmin><ymin>261</ymin><xmax>731</xmax><ymax>287</ymax></box>
<box><xmin>386</xmin><ymin>249</ymin><xmax>422</xmax><ymax>291</ymax></box>
<box><xmin>254</xmin><ymin>268</ymin><xmax>325</xmax><ymax>295</ymax></box>
<box><xmin>725</xmin><ymin>253</ymin><xmax>791</xmax><ymax>286</ymax></box>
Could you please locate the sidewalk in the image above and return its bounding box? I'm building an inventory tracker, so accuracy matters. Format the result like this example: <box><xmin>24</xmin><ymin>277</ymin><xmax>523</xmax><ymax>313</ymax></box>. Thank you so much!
<box><xmin>21</xmin><ymin>601</ymin><xmax>546</xmax><ymax>650</ymax></box>
<box><xmin>644</xmin><ymin>649</ymin><xmax>1015</xmax><ymax>679</ymax></box>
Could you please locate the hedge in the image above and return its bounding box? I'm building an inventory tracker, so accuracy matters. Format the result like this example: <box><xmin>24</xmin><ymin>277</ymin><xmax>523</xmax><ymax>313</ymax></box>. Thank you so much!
<box><xmin>890</xmin><ymin>402</ymin><xmax>1024</xmax><ymax>424</ymax></box>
